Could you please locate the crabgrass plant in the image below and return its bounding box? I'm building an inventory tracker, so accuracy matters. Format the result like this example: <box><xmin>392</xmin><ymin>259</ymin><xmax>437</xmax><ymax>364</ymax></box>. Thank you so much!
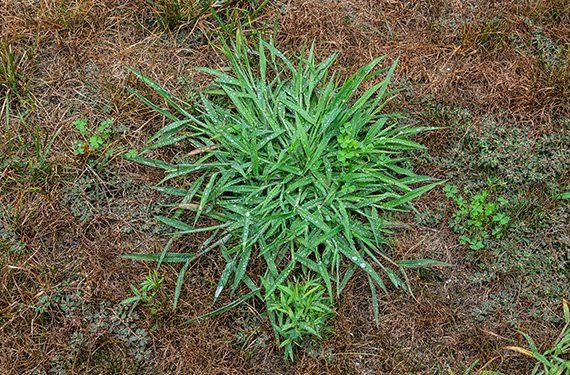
<box><xmin>124</xmin><ymin>34</ymin><xmax>444</xmax><ymax>358</ymax></box>
<box><xmin>267</xmin><ymin>279</ymin><xmax>334</xmax><ymax>361</ymax></box>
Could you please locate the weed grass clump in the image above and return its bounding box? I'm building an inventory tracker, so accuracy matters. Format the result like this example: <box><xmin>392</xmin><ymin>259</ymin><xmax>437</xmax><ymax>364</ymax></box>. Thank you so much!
<box><xmin>0</xmin><ymin>43</ymin><xmax>30</xmax><ymax>107</ymax></box>
<box><xmin>267</xmin><ymin>279</ymin><xmax>333</xmax><ymax>361</ymax></box>
<box><xmin>147</xmin><ymin>0</ymin><xmax>268</xmax><ymax>33</ymax></box>
<box><xmin>125</xmin><ymin>35</ymin><xmax>441</xmax><ymax>358</ymax></box>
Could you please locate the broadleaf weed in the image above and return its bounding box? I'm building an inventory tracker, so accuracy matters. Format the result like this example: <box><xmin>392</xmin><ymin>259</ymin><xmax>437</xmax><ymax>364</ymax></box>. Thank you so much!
<box><xmin>444</xmin><ymin>183</ymin><xmax>511</xmax><ymax>251</ymax></box>
<box><xmin>72</xmin><ymin>117</ymin><xmax>117</xmax><ymax>171</ymax></box>
<box><xmin>73</xmin><ymin>117</ymin><xmax>113</xmax><ymax>156</ymax></box>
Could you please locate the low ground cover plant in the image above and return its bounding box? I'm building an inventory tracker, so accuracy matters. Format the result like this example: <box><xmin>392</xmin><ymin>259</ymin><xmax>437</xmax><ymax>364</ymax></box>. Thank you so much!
<box><xmin>72</xmin><ymin>117</ymin><xmax>117</xmax><ymax>172</ymax></box>
<box><xmin>444</xmin><ymin>183</ymin><xmax>511</xmax><ymax>251</ymax></box>
<box><xmin>420</xmin><ymin>108</ymin><xmax>568</xmax><ymax>324</ymax></box>
<box><xmin>124</xmin><ymin>34</ymin><xmax>442</xmax><ymax>358</ymax></box>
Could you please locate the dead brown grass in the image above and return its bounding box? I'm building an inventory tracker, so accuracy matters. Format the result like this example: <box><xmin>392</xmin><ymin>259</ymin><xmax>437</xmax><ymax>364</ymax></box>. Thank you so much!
<box><xmin>1</xmin><ymin>0</ymin><xmax>567</xmax><ymax>374</ymax></box>
<box><xmin>277</xmin><ymin>0</ymin><xmax>569</xmax><ymax>126</ymax></box>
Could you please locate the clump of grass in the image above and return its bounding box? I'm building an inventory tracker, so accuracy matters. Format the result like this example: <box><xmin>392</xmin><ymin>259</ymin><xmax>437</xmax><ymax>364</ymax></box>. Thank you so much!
<box><xmin>147</xmin><ymin>0</ymin><xmax>268</xmax><ymax>33</ymax></box>
<box><xmin>0</xmin><ymin>43</ymin><xmax>31</xmax><ymax>108</ymax></box>
<box><xmin>124</xmin><ymin>34</ymin><xmax>442</xmax><ymax>357</ymax></box>
<box><xmin>267</xmin><ymin>279</ymin><xmax>333</xmax><ymax>361</ymax></box>
<box><xmin>0</xmin><ymin>44</ymin><xmax>21</xmax><ymax>98</ymax></box>
<box><xmin>0</xmin><ymin>115</ymin><xmax>62</xmax><ymax>192</ymax></box>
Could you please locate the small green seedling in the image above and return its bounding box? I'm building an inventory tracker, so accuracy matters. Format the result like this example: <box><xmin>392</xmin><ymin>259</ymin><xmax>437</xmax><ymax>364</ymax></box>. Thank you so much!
<box><xmin>121</xmin><ymin>270</ymin><xmax>164</xmax><ymax>314</ymax></box>
<box><xmin>73</xmin><ymin>117</ymin><xmax>113</xmax><ymax>156</ymax></box>
<box><xmin>444</xmin><ymin>184</ymin><xmax>510</xmax><ymax>250</ymax></box>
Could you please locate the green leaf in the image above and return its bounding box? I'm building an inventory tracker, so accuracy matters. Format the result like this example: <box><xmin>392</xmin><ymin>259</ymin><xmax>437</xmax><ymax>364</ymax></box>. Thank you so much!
<box><xmin>126</xmin><ymin>155</ymin><xmax>173</xmax><ymax>170</ymax></box>
<box><xmin>124</xmin><ymin>149</ymin><xmax>139</xmax><ymax>158</ymax></box>
<box><xmin>155</xmin><ymin>216</ymin><xmax>193</xmax><ymax>231</ymax></box>
<box><xmin>383</xmin><ymin>182</ymin><xmax>443</xmax><ymax>209</ymax></box>
<box><xmin>557</xmin><ymin>191</ymin><xmax>570</xmax><ymax>199</ymax></box>
<box><xmin>129</xmin><ymin>68</ymin><xmax>191</xmax><ymax>118</ymax></box>
<box><xmin>122</xmin><ymin>252</ymin><xmax>195</xmax><ymax>263</ymax></box>
<box><xmin>187</xmin><ymin>287</ymin><xmax>261</xmax><ymax>323</ymax></box>
<box><xmin>173</xmin><ymin>260</ymin><xmax>191</xmax><ymax>309</ymax></box>
<box><xmin>120</xmin><ymin>295</ymin><xmax>141</xmax><ymax>305</ymax></box>
<box><xmin>74</xmin><ymin>118</ymin><xmax>89</xmax><ymax>136</ymax></box>
<box><xmin>214</xmin><ymin>260</ymin><xmax>235</xmax><ymax>301</ymax></box>
<box><xmin>398</xmin><ymin>259</ymin><xmax>450</xmax><ymax>268</ymax></box>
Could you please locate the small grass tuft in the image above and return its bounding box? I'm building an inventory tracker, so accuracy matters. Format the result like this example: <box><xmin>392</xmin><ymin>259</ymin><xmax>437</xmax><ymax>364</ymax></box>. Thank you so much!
<box><xmin>267</xmin><ymin>279</ymin><xmax>334</xmax><ymax>361</ymax></box>
<box><xmin>147</xmin><ymin>0</ymin><xmax>269</xmax><ymax>34</ymax></box>
<box><xmin>0</xmin><ymin>43</ymin><xmax>32</xmax><ymax>109</ymax></box>
<box><xmin>121</xmin><ymin>269</ymin><xmax>164</xmax><ymax>315</ymax></box>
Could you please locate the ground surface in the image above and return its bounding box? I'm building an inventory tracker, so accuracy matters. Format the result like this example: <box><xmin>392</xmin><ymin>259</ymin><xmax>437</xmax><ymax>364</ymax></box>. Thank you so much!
<box><xmin>1</xmin><ymin>1</ymin><xmax>568</xmax><ymax>374</ymax></box>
